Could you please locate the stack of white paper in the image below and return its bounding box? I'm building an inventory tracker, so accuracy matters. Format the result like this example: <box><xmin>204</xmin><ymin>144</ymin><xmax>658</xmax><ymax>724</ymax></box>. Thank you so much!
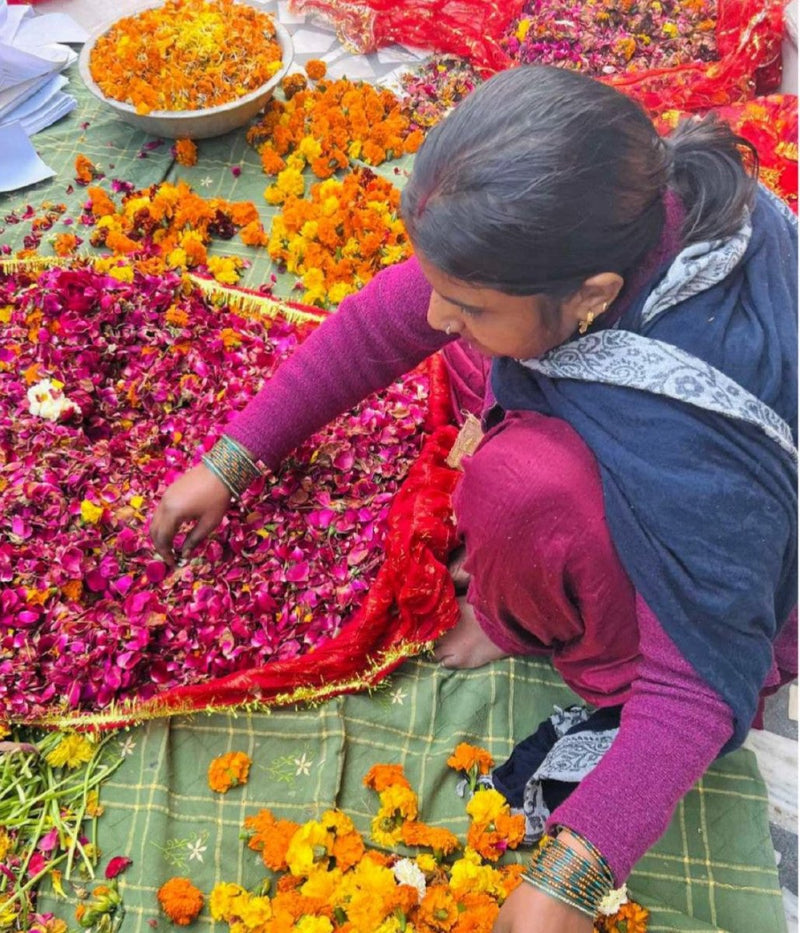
<box><xmin>0</xmin><ymin>1</ymin><xmax>88</xmax><ymax>136</ymax></box>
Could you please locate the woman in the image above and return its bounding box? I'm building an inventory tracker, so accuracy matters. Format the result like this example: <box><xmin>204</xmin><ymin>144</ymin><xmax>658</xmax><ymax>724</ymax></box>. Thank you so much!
<box><xmin>150</xmin><ymin>66</ymin><xmax>797</xmax><ymax>931</ymax></box>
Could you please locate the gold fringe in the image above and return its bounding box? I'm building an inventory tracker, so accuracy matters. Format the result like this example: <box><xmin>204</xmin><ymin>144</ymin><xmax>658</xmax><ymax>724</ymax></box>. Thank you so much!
<box><xmin>0</xmin><ymin>256</ymin><xmax>73</xmax><ymax>273</ymax></box>
<box><xmin>187</xmin><ymin>274</ymin><xmax>325</xmax><ymax>326</ymax></box>
<box><xmin>18</xmin><ymin>640</ymin><xmax>436</xmax><ymax>730</ymax></box>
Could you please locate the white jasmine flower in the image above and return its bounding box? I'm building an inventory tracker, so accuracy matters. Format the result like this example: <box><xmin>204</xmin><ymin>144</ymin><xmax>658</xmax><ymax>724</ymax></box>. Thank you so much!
<box><xmin>27</xmin><ymin>379</ymin><xmax>79</xmax><ymax>422</ymax></box>
<box><xmin>597</xmin><ymin>883</ymin><xmax>629</xmax><ymax>916</ymax></box>
<box><xmin>392</xmin><ymin>858</ymin><xmax>426</xmax><ymax>902</ymax></box>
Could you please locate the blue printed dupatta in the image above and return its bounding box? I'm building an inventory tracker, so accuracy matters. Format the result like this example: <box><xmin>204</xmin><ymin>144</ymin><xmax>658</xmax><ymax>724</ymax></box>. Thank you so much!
<box><xmin>491</xmin><ymin>188</ymin><xmax>797</xmax><ymax>750</ymax></box>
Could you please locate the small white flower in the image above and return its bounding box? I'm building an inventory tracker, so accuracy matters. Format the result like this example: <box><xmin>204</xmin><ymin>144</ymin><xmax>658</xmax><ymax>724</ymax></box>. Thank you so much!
<box><xmin>118</xmin><ymin>737</ymin><xmax>136</xmax><ymax>757</ymax></box>
<box><xmin>392</xmin><ymin>858</ymin><xmax>426</xmax><ymax>902</ymax></box>
<box><xmin>597</xmin><ymin>883</ymin><xmax>629</xmax><ymax>916</ymax></box>
<box><xmin>187</xmin><ymin>838</ymin><xmax>207</xmax><ymax>862</ymax></box>
<box><xmin>294</xmin><ymin>753</ymin><xmax>312</xmax><ymax>776</ymax></box>
<box><xmin>200</xmin><ymin>176</ymin><xmax>214</xmax><ymax>187</ymax></box>
<box><xmin>390</xmin><ymin>687</ymin><xmax>407</xmax><ymax>705</ymax></box>
<box><xmin>27</xmin><ymin>379</ymin><xmax>80</xmax><ymax>422</ymax></box>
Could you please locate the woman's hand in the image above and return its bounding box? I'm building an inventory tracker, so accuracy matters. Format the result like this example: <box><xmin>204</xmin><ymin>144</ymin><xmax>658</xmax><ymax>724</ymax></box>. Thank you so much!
<box><xmin>494</xmin><ymin>883</ymin><xmax>593</xmax><ymax>933</ymax></box>
<box><xmin>149</xmin><ymin>463</ymin><xmax>231</xmax><ymax>567</ymax></box>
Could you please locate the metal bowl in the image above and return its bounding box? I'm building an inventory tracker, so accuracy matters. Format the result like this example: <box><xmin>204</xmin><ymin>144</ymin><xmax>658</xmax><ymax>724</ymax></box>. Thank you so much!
<box><xmin>78</xmin><ymin>1</ymin><xmax>294</xmax><ymax>140</ymax></box>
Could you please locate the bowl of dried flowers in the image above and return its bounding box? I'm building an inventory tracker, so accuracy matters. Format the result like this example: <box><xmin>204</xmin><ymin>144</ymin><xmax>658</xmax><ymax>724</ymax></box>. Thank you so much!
<box><xmin>78</xmin><ymin>0</ymin><xmax>294</xmax><ymax>139</ymax></box>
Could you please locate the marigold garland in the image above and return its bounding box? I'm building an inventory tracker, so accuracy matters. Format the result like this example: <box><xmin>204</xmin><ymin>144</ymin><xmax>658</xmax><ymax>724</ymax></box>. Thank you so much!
<box><xmin>88</xmin><ymin>0</ymin><xmax>283</xmax><ymax>115</ymax></box>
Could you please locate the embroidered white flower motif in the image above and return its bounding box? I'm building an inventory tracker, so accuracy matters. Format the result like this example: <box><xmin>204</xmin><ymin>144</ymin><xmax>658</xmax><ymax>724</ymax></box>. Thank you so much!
<box><xmin>597</xmin><ymin>883</ymin><xmax>629</xmax><ymax>916</ymax></box>
<box><xmin>118</xmin><ymin>737</ymin><xmax>136</xmax><ymax>757</ymax></box>
<box><xmin>187</xmin><ymin>838</ymin><xmax>207</xmax><ymax>863</ymax></box>
<box><xmin>199</xmin><ymin>176</ymin><xmax>214</xmax><ymax>187</ymax></box>
<box><xmin>390</xmin><ymin>687</ymin><xmax>407</xmax><ymax>705</ymax></box>
<box><xmin>392</xmin><ymin>858</ymin><xmax>426</xmax><ymax>902</ymax></box>
<box><xmin>294</xmin><ymin>753</ymin><xmax>312</xmax><ymax>776</ymax></box>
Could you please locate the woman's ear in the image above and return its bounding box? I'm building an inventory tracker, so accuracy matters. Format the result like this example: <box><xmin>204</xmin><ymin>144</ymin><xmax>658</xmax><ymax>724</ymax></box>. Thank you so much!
<box><xmin>560</xmin><ymin>272</ymin><xmax>624</xmax><ymax>330</ymax></box>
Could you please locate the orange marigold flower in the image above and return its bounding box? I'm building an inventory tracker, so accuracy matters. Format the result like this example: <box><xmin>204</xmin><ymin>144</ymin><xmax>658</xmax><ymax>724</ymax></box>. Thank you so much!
<box><xmin>419</xmin><ymin>884</ymin><xmax>459</xmax><ymax>931</ymax></box>
<box><xmin>447</xmin><ymin>743</ymin><xmax>494</xmax><ymax>776</ymax></box>
<box><xmin>157</xmin><ymin>877</ymin><xmax>204</xmax><ymax>926</ymax></box>
<box><xmin>173</xmin><ymin>139</ymin><xmax>198</xmax><ymax>167</ymax></box>
<box><xmin>244</xmin><ymin>809</ymin><xmax>301</xmax><ymax>871</ymax></box>
<box><xmin>400</xmin><ymin>821</ymin><xmax>461</xmax><ymax>856</ymax></box>
<box><xmin>281</xmin><ymin>72</ymin><xmax>308</xmax><ymax>99</ymax></box>
<box><xmin>604</xmin><ymin>900</ymin><xmax>649</xmax><ymax>933</ymax></box>
<box><xmin>207</xmin><ymin>750</ymin><xmax>251</xmax><ymax>793</ymax></box>
<box><xmin>363</xmin><ymin>763</ymin><xmax>412</xmax><ymax>792</ymax></box>
<box><xmin>165</xmin><ymin>305</ymin><xmax>190</xmax><ymax>328</ymax></box>
<box><xmin>260</xmin><ymin>146</ymin><xmax>286</xmax><ymax>175</ymax></box>
<box><xmin>75</xmin><ymin>154</ymin><xmax>98</xmax><ymax>184</ymax></box>
<box><xmin>53</xmin><ymin>233</ymin><xmax>80</xmax><ymax>256</ymax></box>
<box><xmin>305</xmin><ymin>59</ymin><xmax>327</xmax><ymax>81</ymax></box>
<box><xmin>239</xmin><ymin>220</ymin><xmax>269</xmax><ymax>247</ymax></box>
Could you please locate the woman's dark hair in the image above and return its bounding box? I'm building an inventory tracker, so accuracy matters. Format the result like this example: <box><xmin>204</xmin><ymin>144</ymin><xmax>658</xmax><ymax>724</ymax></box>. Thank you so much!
<box><xmin>401</xmin><ymin>65</ymin><xmax>758</xmax><ymax>296</ymax></box>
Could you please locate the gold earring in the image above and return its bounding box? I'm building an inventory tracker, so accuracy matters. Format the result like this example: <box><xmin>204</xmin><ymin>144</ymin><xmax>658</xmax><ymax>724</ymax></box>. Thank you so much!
<box><xmin>578</xmin><ymin>301</ymin><xmax>608</xmax><ymax>336</ymax></box>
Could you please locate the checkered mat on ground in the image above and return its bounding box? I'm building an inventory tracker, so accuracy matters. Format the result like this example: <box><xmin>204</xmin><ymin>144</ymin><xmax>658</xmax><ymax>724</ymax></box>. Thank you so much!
<box><xmin>36</xmin><ymin>657</ymin><xmax>786</xmax><ymax>933</ymax></box>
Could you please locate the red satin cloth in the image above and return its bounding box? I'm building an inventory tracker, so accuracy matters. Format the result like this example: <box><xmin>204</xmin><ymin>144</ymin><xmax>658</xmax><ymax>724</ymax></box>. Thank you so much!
<box><xmin>129</xmin><ymin>351</ymin><xmax>461</xmax><ymax>723</ymax></box>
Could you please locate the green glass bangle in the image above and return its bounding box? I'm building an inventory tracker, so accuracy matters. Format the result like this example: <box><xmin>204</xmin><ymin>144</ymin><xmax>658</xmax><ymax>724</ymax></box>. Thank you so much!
<box><xmin>202</xmin><ymin>435</ymin><xmax>262</xmax><ymax>498</ymax></box>
<box><xmin>522</xmin><ymin>833</ymin><xmax>614</xmax><ymax>918</ymax></box>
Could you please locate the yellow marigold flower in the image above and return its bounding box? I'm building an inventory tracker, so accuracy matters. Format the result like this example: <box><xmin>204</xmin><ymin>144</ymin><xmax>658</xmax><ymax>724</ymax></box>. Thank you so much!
<box><xmin>449</xmin><ymin>852</ymin><xmax>498</xmax><ymax>896</ymax></box>
<box><xmin>326</xmin><ymin>281</ymin><xmax>356</xmax><ymax>306</ymax></box>
<box><xmin>166</xmin><ymin>247</ymin><xmax>188</xmax><ymax>270</ymax></box>
<box><xmin>0</xmin><ymin>829</ymin><xmax>10</xmax><ymax>861</ymax></box>
<box><xmin>298</xmin><ymin>136</ymin><xmax>323</xmax><ymax>161</ymax></box>
<box><xmin>206</xmin><ymin>255</ymin><xmax>242</xmax><ymax>285</ymax></box>
<box><xmin>80</xmin><ymin>500</ymin><xmax>104</xmax><ymax>524</ymax></box>
<box><xmin>207</xmin><ymin>751</ymin><xmax>251</xmax><ymax>793</ymax></box>
<box><xmin>276</xmin><ymin>167</ymin><xmax>305</xmax><ymax>198</ymax></box>
<box><xmin>285</xmin><ymin>820</ymin><xmax>331</xmax><ymax>877</ymax></box>
<box><xmin>209</xmin><ymin>882</ymin><xmax>248</xmax><ymax>922</ymax></box>
<box><xmin>662</xmin><ymin>21</ymin><xmax>679</xmax><ymax>38</ymax></box>
<box><xmin>321</xmin><ymin>196</ymin><xmax>339</xmax><ymax>217</ymax></box>
<box><xmin>300</xmin><ymin>866</ymin><xmax>342</xmax><ymax>902</ymax></box>
<box><xmin>516</xmin><ymin>18</ymin><xmax>532</xmax><ymax>40</ymax></box>
<box><xmin>300</xmin><ymin>220</ymin><xmax>319</xmax><ymax>239</ymax></box>
<box><xmin>238</xmin><ymin>894</ymin><xmax>272</xmax><ymax>928</ymax></box>
<box><xmin>0</xmin><ymin>896</ymin><xmax>19</xmax><ymax>929</ymax></box>
<box><xmin>86</xmin><ymin>790</ymin><xmax>104</xmax><ymax>818</ymax></box>
<box><xmin>416</xmin><ymin>853</ymin><xmax>438</xmax><ymax>873</ymax></box>
<box><xmin>108</xmin><ymin>264</ymin><xmax>134</xmax><ymax>282</ymax></box>
<box><xmin>295</xmin><ymin>916</ymin><xmax>333</xmax><ymax>933</ymax></box>
<box><xmin>466</xmin><ymin>788</ymin><xmax>507</xmax><ymax>824</ymax></box>
<box><xmin>45</xmin><ymin>733</ymin><xmax>95</xmax><ymax>769</ymax></box>
<box><xmin>265</xmin><ymin>183</ymin><xmax>286</xmax><ymax>205</ymax></box>
<box><xmin>379</xmin><ymin>783</ymin><xmax>418</xmax><ymax>820</ymax></box>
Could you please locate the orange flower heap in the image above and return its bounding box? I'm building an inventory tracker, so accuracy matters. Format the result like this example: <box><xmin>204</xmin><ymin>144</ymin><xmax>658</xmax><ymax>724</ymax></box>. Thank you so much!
<box><xmin>267</xmin><ymin>167</ymin><xmax>412</xmax><ymax>307</ymax></box>
<box><xmin>85</xmin><ymin>180</ymin><xmax>263</xmax><ymax>282</ymax></box>
<box><xmin>88</xmin><ymin>0</ymin><xmax>283</xmax><ymax>114</ymax></box>
<box><xmin>207</xmin><ymin>751</ymin><xmax>252</xmax><ymax>793</ymax></box>
<box><xmin>248</xmin><ymin>74</ymin><xmax>423</xmax><ymax>181</ymax></box>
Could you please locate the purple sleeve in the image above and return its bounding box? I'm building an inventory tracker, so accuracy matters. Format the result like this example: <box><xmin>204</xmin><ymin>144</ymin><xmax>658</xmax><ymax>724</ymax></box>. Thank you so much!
<box><xmin>225</xmin><ymin>256</ymin><xmax>446</xmax><ymax>470</ymax></box>
<box><xmin>548</xmin><ymin>594</ymin><xmax>735</xmax><ymax>883</ymax></box>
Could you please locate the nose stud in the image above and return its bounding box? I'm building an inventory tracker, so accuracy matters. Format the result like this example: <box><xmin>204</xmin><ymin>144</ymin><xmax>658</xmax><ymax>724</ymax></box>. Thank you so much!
<box><xmin>445</xmin><ymin>322</ymin><xmax>453</xmax><ymax>335</ymax></box>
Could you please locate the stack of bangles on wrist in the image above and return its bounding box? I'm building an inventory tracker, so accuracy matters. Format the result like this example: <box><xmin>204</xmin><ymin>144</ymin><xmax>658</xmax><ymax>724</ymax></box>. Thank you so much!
<box><xmin>522</xmin><ymin>832</ymin><xmax>615</xmax><ymax>917</ymax></box>
<box><xmin>201</xmin><ymin>435</ymin><xmax>262</xmax><ymax>498</ymax></box>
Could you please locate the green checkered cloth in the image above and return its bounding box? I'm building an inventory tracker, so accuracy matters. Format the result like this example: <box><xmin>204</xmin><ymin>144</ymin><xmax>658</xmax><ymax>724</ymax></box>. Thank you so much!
<box><xmin>0</xmin><ymin>61</ymin><xmax>415</xmax><ymax>300</ymax></box>
<box><xmin>36</xmin><ymin>656</ymin><xmax>785</xmax><ymax>933</ymax></box>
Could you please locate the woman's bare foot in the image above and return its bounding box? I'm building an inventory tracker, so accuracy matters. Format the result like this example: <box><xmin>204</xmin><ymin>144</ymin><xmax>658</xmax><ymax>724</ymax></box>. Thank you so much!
<box><xmin>435</xmin><ymin>596</ymin><xmax>509</xmax><ymax>668</ymax></box>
